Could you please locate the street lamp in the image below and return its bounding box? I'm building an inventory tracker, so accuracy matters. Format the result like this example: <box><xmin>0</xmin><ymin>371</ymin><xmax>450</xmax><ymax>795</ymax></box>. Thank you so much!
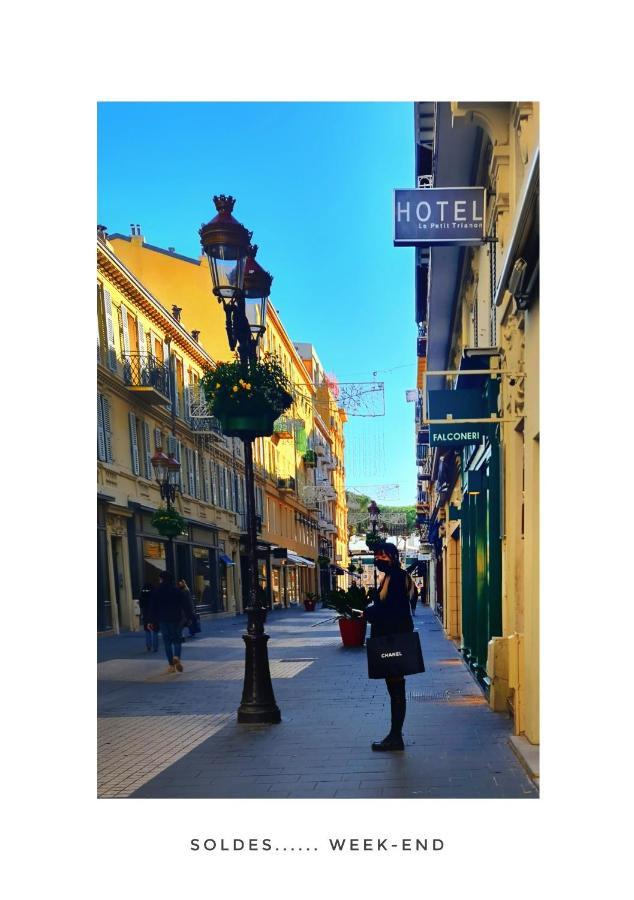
<box><xmin>200</xmin><ymin>195</ymin><xmax>280</xmax><ymax>725</ymax></box>
<box><xmin>151</xmin><ymin>447</ymin><xmax>181</xmax><ymax>574</ymax></box>
<box><xmin>368</xmin><ymin>500</ymin><xmax>380</xmax><ymax>590</ymax></box>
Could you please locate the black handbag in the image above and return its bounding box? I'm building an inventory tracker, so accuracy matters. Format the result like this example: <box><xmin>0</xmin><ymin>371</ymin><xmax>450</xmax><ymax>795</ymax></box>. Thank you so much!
<box><xmin>366</xmin><ymin>631</ymin><xmax>425</xmax><ymax>679</ymax></box>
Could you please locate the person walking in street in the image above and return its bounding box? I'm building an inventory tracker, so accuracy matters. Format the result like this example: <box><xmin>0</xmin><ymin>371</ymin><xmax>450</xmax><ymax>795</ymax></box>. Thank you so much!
<box><xmin>149</xmin><ymin>570</ymin><xmax>188</xmax><ymax>673</ymax></box>
<box><xmin>139</xmin><ymin>582</ymin><xmax>159</xmax><ymax>652</ymax></box>
<box><xmin>409</xmin><ymin>579</ymin><xmax>418</xmax><ymax>616</ymax></box>
<box><xmin>363</xmin><ymin>542</ymin><xmax>415</xmax><ymax>752</ymax></box>
<box><xmin>177</xmin><ymin>578</ymin><xmax>197</xmax><ymax>639</ymax></box>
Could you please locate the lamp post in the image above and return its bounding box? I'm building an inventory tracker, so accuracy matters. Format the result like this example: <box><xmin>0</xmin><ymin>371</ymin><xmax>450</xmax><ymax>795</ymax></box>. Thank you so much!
<box><xmin>368</xmin><ymin>499</ymin><xmax>380</xmax><ymax>590</ymax></box>
<box><xmin>200</xmin><ymin>195</ymin><xmax>281</xmax><ymax>725</ymax></box>
<box><xmin>151</xmin><ymin>448</ymin><xmax>181</xmax><ymax>575</ymax></box>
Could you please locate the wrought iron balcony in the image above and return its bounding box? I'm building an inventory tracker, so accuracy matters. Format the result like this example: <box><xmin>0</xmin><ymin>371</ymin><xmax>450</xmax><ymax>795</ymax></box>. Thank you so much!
<box><xmin>186</xmin><ymin>385</ymin><xmax>223</xmax><ymax>438</ymax></box>
<box><xmin>123</xmin><ymin>352</ymin><xmax>170</xmax><ymax>405</ymax></box>
<box><xmin>277</xmin><ymin>476</ymin><xmax>296</xmax><ymax>492</ymax></box>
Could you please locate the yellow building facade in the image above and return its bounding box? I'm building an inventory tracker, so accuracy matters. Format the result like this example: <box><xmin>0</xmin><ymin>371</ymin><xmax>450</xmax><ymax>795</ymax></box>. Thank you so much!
<box><xmin>416</xmin><ymin>102</ymin><xmax>539</xmax><ymax>758</ymax></box>
<box><xmin>106</xmin><ymin>227</ymin><xmax>347</xmax><ymax>608</ymax></box>
<box><xmin>97</xmin><ymin>234</ymin><xmax>251</xmax><ymax>632</ymax></box>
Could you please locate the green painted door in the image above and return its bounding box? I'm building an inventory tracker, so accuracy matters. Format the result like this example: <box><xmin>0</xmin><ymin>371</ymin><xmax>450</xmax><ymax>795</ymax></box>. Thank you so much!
<box><xmin>460</xmin><ymin>440</ymin><xmax>502</xmax><ymax>683</ymax></box>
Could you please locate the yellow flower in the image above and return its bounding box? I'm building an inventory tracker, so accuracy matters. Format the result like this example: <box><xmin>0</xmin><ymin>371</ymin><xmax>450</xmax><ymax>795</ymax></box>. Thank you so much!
<box><xmin>245</xmin><ymin>383</ymin><xmax>251</xmax><ymax>389</ymax></box>
<box><xmin>215</xmin><ymin>382</ymin><xmax>221</xmax><ymax>388</ymax></box>
<box><xmin>232</xmin><ymin>385</ymin><xmax>239</xmax><ymax>392</ymax></box>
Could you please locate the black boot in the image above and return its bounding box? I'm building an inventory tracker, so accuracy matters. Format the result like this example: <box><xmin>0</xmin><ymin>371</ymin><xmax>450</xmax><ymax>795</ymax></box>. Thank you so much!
<box><xmin>371</xmin><ymin>679</ymin><xmax>406</xmax><ymax>751</ymax></box>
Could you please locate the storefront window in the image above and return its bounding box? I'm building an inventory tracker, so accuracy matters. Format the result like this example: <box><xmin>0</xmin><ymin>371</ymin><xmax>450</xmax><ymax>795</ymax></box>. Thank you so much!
<box><xmin>272</xmin><ymin>566</ymin><xmax>281</xmax><ymax>608</ymax></box>
<box><xmin>143</xmin><ymin>539</ymin><xmax>166</xmax><ymax>587</ymax></box>
<box><xmin>286</xmin><ymin>566</ymin><xmax>299</xmax><ymax>603</ymax></box>
<box><xmin>193</xmin><ymin>546</ymin><xmax>222</xmax><ymax>612</ymax></box>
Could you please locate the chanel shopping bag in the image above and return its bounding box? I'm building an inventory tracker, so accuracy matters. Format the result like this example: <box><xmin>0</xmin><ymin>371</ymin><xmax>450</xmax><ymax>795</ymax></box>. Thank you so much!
<box><xmin>366</xmin><ymin>631</ymin><xmax>425</xmax><ymax>679</ymax></box>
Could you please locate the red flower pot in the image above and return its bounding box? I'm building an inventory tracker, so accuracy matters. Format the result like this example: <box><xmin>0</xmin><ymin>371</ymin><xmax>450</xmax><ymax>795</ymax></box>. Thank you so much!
<box><xmin>303</xmin><ymin>599</ymin><xmax>316</xmax><ymax>612</ymax></box>
<box><xmin>338</xmin><ymin>617</ymin><xmax>367</xmax><ymax>648</ymax></box>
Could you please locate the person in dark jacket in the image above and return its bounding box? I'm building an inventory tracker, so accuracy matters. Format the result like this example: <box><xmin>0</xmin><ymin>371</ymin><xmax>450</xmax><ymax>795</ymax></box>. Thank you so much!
<box><xmin>363</xmin><ymin>542</ymin><xmax>414</xmax><ymax>752</ymax></box>
<box><xmin>139</xmin><ymin>582</ymin><xmax>159</xmax><ymax>652</ymax></box>
<box><xmin>149</xmin><ymin>570</ymin><xmax>187</xmax><ymax>673</ymax></box>
<box><xmin>177</xmin><ymin>578</ymin><xmax>196</xmax><ymax>639</ymax></box>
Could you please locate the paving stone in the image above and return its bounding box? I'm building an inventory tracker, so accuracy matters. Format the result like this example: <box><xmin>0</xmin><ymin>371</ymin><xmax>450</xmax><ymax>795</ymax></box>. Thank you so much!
<box><xmin>99</xmin><ymin>606</ymin><xmax>538</xmax><ymax>799</ymax></box>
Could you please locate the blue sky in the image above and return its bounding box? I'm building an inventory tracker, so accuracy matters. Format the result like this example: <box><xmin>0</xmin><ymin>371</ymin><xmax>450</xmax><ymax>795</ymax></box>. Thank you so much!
<box><xmin>98</xmin><ymin>102</ymin><xmax>418</xmax><ymax>504</ymax></box>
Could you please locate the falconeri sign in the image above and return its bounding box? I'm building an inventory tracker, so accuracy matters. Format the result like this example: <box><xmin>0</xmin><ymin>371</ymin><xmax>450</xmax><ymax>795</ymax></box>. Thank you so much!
<box><xmin>429</xmin><ymin>422</ymin><xmax>497</xmax><ymax>447</ymax></box>
<box><xmin>393</xmin><ymin>187</ymin><xmax>486</xmax><ymax>246</ymax></box>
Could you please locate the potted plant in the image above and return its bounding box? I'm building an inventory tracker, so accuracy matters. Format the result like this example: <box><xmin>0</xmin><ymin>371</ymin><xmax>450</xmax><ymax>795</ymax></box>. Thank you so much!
<box><xmin>303</xmin><ymin>591</ymin><xmax>317</xmax><ymax>612</ymax></box>
<box><xmin>323</xmin><ymin>585</ymin><xmax>370</xmax><ymax>647</ymax></box>
<box><xmin>151</xmin><ymin>506</ymin><xmax>185</xmax><ymax>538</ymax></box>
<box><xmin>302</xmin><ymin>449</ymin><xmax>317</xmax><ymax>466</ymax></box>
<box><xmin>201</xmin><ymin>353</ymin><xmax>293</xmax><ymax>438</ymax></box>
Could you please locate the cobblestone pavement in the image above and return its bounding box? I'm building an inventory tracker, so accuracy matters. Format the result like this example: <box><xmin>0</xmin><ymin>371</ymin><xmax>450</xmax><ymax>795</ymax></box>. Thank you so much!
<box><xmin>98</xmin><ymin>605</ymin><xmax>538</xmax><ymax>799</ymax></box>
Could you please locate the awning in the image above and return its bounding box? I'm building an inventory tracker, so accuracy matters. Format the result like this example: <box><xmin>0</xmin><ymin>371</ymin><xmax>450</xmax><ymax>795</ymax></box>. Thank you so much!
<box><xmin>330</xmin><ymin>564</ymin><xmax>347</xmax><ymax>575</ymax></box>
<box><xmin>286</xmin><ymin>551</ymin><xmax>316</xmax><ymax>567</ymax></box>
<box><xmin>144</xmin><ymin>556</ymin><xmax>166</xmax><ymax>571</ymax></box>
<box><xmin>219</xmin><ymin>553</ymin><xmax>235</xmax><ymax>566</ymax></box>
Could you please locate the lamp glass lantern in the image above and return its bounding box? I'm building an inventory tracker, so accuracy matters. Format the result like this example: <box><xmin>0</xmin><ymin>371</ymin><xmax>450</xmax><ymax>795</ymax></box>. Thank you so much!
<box><xmin>243</xmin><ymin>244</ymin><xmax>272</xmax><ymax>346</ymax></box>
<box><xmin>151</xmin><ymin>449</ymin><xmax>170</xmax><ymax>484</ymax></box>
<box><xmin>367</xmin><ymin>500</ymin><xmax>380</xmax><ymax>524</ymax></box>
<box><xmin>166</xmin><ymin>454</ymin><xmax>181</xmax><ymax>487</ymax></box>
<box><xmin>199</xmin><ymin>195</ymin><xmax>252</xmax><ymax>301</ymax></box>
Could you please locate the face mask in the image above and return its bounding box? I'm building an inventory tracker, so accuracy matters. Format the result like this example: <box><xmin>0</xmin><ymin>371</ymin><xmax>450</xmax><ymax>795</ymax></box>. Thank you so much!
<box><xmin>375</xmin><ymin>559</ymin><xmax>391</xmax><ymax>572</ymax></box>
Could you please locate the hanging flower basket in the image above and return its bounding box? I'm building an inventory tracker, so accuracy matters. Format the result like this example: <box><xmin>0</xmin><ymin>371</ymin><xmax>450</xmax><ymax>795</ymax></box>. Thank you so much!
<box><xmin>365</xmin><ymin>532</ymin><xmax>381</xmax><ymax>549</ymax></box>
<box><xmin>201</xmin><ymin>354</ymin><xmax>293</xmax><ymax>438</ymax></box>
<box><xmin>151</xmin><ymin>506</ymin><xmax>185</xmax><ymax>538</ymax></box>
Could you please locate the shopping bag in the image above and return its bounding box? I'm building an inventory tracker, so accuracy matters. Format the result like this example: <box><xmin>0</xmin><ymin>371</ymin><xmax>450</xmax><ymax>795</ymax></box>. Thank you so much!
<box><xmin>366</xmin><ymin>631</ymin><xmax>425</xmax><ymax>679</ymax></box>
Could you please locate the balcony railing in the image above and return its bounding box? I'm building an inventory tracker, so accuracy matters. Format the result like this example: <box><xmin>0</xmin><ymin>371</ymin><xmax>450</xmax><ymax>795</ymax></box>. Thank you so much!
<box><xmin>123</xmin><ymin>352</ymin><xmax>170</xmax><ymax>405</ymax></box>
<box><xmin>277</xmin><ymin>476</ymin><xmax>296</xmax><ymax>492</ymax></box>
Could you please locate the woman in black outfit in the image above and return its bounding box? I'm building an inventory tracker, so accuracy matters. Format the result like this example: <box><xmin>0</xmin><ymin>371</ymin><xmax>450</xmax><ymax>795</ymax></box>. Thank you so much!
<box><xmin>363</xmin><ymin>542</ymin><xmax>415</xmax><ymax>752</ymax></box>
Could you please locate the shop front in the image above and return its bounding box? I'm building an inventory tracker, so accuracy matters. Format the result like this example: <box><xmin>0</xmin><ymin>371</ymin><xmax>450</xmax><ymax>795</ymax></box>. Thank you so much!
<box><xmin>240</xmin><ymin>540</ymin><xmax>272</xmax><ymax>610</ymax></box>
<box><xmin>97</xmin><ymin>498</ymin><xmax>114</xmax><ymax>632</ymax></box>
<box><xmin>128</xmin><ymin>504</ymin><xmax>230</xmax><ymax>616</ymax></box>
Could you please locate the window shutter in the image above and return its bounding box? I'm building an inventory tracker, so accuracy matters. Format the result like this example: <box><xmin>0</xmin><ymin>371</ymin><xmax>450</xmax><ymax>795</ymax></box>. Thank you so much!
<box><xmin>184</xmin><ymin>369</ymin><xmax>191</xmax><ymax>424</ymax></box>
<box><xmin>104</xmin><ymin>288</ymin><xmax>117</xmax><ymax>370</ymax></box>
<box><xmin>202</xmin><ymin>455</ymin><xmax>210</xmax><ymax>502</ymax></box>
<box><xmin>176</xmin><ymin>440</ymin><xmax>183</xmax><ymax>489</ymax></box>
<box><xmin>167</xmin><ymin>434</ymin><xmax>176</xmax><ymax>456</ymax></box>
<box><xmin>193</xmin><ymin>449</ymin><xmax>199</xmax><ymax>498</ymax></box>
<box><xmin>129</xmin><ymin>412</ymin><xmax>140</xmax><ymax>475</ymax></box>
<box><xmin>97</xmin><ymin>393</ymin><xmax>106</xmax><ymax>461</ymax></box>
<box><xmin>164</xmin><ymin>342</ymin><xmax>172</xmax><ymax>413</ymax></box>
<box><xmin>154</xmin><ymin>427</ymin><xmax>162</xmax><ymax>450</ymax></box>
<box><xmin>137</xmin><ymin>320</ymin><xmax>147</xmax><ymax>358</ymax></box>
<box><xmin>102</xmin><ymin>396</ymin><xmax>113</xmax><ymax>462</ymax></box>
<box><xmin>186</xmin><ymin>447</ymin><xmax>195</xmax><ymax>495</ymax></box>
<box><xmin>211</xmin><ymin>461</ymin><xmax>218</xmax><ymax>506</ymax></box>
<box><xmin>121</xmin><ymin>306</ymin><xmax>131</xmax><ymax>355</ymax></box>
<box><xmin>219</xmin><ymin>466</ymin><xmax>226</xmax><ymax>508</ymax></box>
<box><xmin>142</xmin><ymin>421</ymin><xmax>152</xmax><ymax>479</ymax></box>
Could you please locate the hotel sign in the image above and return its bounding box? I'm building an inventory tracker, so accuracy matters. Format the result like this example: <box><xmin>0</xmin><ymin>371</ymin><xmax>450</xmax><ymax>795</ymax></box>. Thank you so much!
<box><xmin>394</xmin><ymin>187</ymin><xmax>486</xmax><ymax>246</ymax></box>
<box><xmin>429</xmin><ymin>422</ymin><xmax>497</xmax><ymax>447</ymax></box>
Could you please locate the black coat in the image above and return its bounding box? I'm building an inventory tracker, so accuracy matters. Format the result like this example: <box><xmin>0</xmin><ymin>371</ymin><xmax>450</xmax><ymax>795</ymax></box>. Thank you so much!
<box><xmin>364</xmin><ymin>567</ymin><xmax>414</xmax><ymax>638</ymax></box>
<box><xmin>150</xmin><ymin>582</ymin><xmax>187</xmax><ymax>624</ymax></box>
